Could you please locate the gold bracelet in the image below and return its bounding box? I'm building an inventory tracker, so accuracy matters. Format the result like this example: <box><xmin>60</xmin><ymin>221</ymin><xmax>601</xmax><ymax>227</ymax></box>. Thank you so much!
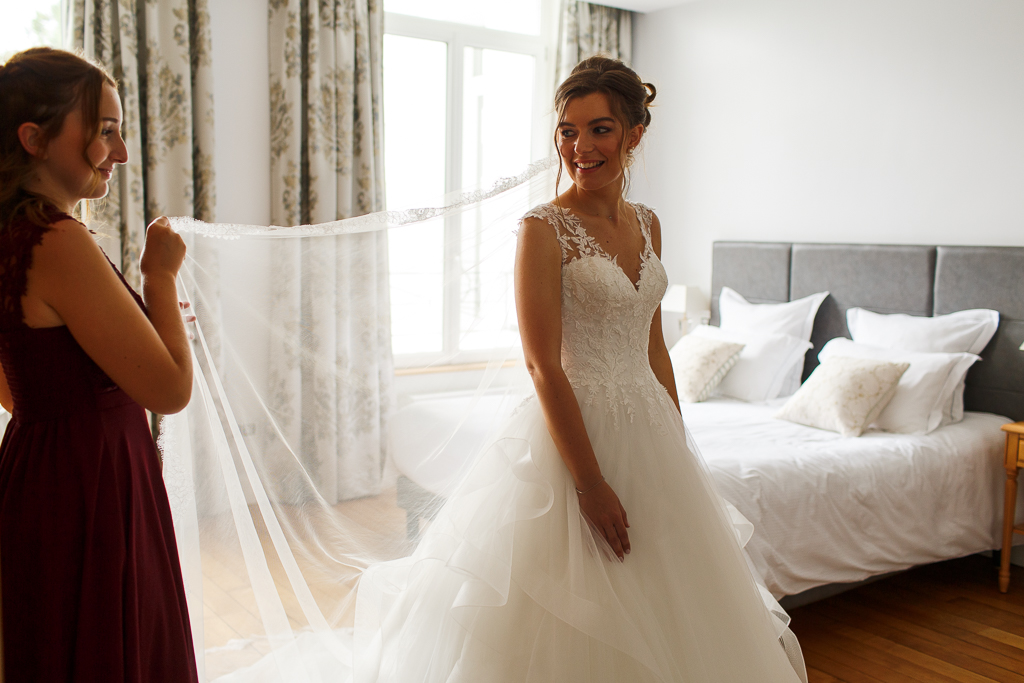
<box><xmin>575</xmin><ymin>477</ymin><xmax>605</xmax><ymax>495</ymax></box>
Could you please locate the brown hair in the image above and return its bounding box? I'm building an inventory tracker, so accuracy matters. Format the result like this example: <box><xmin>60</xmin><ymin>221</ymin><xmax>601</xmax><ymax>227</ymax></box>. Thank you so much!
<box><xmin>0</xmin><ymin>47</ymin><xmax>117</xmax><ymax>230</ymax></box>
<box><xmin>553</xmin><ymin>56</ymin><xmax>657</xmax><ymax>197</ymax></box>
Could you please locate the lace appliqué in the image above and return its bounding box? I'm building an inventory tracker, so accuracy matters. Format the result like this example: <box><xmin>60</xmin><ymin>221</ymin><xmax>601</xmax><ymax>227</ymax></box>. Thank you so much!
<box><xmin>518</xmin><ymin>202</ymin><xmax>671</xmax><ymax>431</ymax></box>
<box><xmin>518</xmin><ymin>202</ymin><xmax>655</xmax><ymax>271</ymax></box>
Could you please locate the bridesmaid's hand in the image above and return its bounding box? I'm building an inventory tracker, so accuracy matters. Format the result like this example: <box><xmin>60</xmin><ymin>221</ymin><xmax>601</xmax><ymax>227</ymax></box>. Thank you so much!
<box><xmin>140</xmin><ymin>217</ymin><xmax>186</xmax><ymax>279</ymax></box>
<box><xmin>578</xmin><ymin>482</ymin><xmax>630</xmax><ymax>561</ymax></box>
<box><xmin>180</xmin><ymin>301</ymin><xmax>196</xmax><ymax>339</ymax></box>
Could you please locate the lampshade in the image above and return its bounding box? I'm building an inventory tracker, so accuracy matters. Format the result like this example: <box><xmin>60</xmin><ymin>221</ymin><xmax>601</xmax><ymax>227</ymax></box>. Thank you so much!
<box><xmin>1020</xmin><ymin>340</ymin><xmax>1024</xmax><ymax>351</ymax></box>
<box><xmin>661</xmin><ymin>284</ymin><xmax>706</xmax><ymax>314</ymax></box>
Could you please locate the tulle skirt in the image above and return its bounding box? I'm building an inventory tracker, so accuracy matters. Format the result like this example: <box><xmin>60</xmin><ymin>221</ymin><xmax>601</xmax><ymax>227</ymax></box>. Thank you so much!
<box><xmin>354</xmin><ymin>381</ymin><xmax>804</xmax><ymax>683</ymax></box>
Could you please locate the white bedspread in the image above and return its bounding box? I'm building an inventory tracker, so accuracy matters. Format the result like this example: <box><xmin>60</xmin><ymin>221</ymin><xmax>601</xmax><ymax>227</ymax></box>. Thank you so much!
<box><xmin>682</xmin><ymin>397</ymin><xmax>1019</xmax><ymax>597</ymax></box>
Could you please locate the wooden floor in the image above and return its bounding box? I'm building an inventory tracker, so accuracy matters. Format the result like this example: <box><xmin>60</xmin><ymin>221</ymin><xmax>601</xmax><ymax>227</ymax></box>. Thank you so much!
<box><xmin>197</xmin><ymin>489</ymin><xmax>1024</xmax><ymax>681</ymax></box>
<box><xmin>790</xmin><ymin>555</ymin><xmax>1024</xmax><ymax>683</ymax></box>
<box><xmin>199</xmin><ymin>488</ymin><xmax>409</xmax><ymax>677</ymax></box>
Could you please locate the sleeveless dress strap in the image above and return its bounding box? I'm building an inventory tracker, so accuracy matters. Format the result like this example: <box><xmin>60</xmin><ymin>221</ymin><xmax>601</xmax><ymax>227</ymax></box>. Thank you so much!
<box><xmin>629</xmin><ymin>202</ymin><xmax>656</xmax><ymax>259</ymax></box>
<box><xmin>519</xmin><ymin>203</ymin><xmax>578</xmax><ymax>264</ymax></box>
<box><xmin>0</xmin><ymin>209</ymin><xmax>71</xmax><ymax>331</ymax></box>
<box><xmin>521</xmin><ymin>202</ymin><xmax>657</xmax><ymax>266</ymax></box>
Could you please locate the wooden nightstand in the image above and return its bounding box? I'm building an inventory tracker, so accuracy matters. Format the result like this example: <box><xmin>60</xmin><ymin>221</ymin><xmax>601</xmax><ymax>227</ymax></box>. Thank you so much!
<box><xmin>1000</xmin><ymin>421</ymin><xmax>1024</xmax><ymax>592</ymax></box>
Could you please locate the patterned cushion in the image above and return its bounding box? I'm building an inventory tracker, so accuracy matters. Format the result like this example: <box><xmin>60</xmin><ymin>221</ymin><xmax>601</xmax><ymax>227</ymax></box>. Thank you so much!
<box><xmin>775</xmin><ymin>356</ymin><xmax>910</xmax><ymax>437</ymax></box>
<box><xmin>669</xmin><ymin>335</ymin><xmax>745</xmax><ymax>403</ymax></box>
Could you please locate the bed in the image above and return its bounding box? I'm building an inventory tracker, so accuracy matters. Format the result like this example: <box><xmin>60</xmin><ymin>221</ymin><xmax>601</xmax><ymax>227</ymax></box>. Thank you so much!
<box><xmin>683</xmin><ymin>397</ymin><xmax>1011</xmax><ymax>598</ymax></box>
<box><xmin>696</xmin><ymin>241</ymin><xmax>1024</xmax><ymax>601</ymax></box>
<box><xmin>391</xmin><ymin>241</ymin><xmax>1024</xmax><ymax>602</ymax></box>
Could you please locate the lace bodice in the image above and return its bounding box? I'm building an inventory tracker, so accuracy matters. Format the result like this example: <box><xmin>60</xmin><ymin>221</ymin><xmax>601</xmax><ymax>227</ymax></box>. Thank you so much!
<box><xmin>519</xmin><ymin>202</ymin><xmax>670</xmax><ymax>426</ymax></box>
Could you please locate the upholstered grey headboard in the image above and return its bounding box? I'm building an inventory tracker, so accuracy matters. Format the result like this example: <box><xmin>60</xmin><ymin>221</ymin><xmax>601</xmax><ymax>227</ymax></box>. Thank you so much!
<box><xmin>710</xmin><ymin>241</ymin><xmax>1024</xmax><ymax>421</ymax></box>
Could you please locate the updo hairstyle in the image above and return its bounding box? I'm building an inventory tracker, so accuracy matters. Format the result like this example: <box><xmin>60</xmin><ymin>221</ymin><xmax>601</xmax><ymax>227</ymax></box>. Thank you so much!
<box><xmin>553</xmin><ymin>56</ymin><xmax>656</xmax><ymax>193</ymax></box>
<box><xmin>0</xmin><ymin>47</ymin><xmax>117</xmax><ymax>230</ymax></box>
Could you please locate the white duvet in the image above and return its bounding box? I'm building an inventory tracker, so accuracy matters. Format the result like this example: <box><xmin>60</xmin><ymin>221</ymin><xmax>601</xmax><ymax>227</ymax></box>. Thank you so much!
<box><xmin>683</xmin><ymin>397</ymin><xmax>1019</xmax><ymax>597</ymax></box>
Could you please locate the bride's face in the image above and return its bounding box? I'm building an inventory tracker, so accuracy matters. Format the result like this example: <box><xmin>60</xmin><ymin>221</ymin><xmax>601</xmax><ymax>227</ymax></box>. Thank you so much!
<box><xmin>556</xmin><ymin>92</ymin><xmax>641</xmax><ymax>193</ymax></box>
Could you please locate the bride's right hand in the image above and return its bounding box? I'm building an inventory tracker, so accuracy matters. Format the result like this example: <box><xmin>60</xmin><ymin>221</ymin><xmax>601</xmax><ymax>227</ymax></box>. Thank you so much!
<box><xmin>577</xmin><ymin>482</ymin><xmax>630</xmax><ymax>561</ymax></box>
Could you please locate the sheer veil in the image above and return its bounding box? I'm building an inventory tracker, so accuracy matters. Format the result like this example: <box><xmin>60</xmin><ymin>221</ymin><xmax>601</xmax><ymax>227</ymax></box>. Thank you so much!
<box><xmin>163</xmin><ymin>151</ymin><xmax>804</xmax><ymax>681</ymax></box>
<box><xmin>164</xmin><ymin>156</ymin><xmax>555</xmax><ymax>680</ymax></box>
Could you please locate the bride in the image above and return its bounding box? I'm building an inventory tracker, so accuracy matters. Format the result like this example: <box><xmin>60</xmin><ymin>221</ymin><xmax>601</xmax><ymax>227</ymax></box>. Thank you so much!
<box><xmin>354</xmin><ymin>56</ymin><xmax>805</xmax><ymax>682</ymax></box>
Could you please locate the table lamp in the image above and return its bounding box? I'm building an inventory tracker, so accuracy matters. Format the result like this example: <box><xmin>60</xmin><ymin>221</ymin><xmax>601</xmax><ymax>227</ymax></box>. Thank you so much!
<box><xmin>661</xmin><ymin>285</ymin><xmax>709</xmax><ymax>347</ymax></box>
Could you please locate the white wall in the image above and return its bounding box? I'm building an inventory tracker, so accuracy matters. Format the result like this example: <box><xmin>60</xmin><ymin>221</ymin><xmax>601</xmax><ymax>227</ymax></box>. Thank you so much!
<box><xmin>632</xmin><ymin>0</ymin><xmax>1024</xmax><ymax>295</ymax></box>
<box><xmin>210</xmin><ymin>0</ymin><xmax>271</xmax><ymax>226</ymax></box>
<box><xmin>208</xmin><ymin>0</ymin><xmax>273</xmax><ymax>414</ymax></box>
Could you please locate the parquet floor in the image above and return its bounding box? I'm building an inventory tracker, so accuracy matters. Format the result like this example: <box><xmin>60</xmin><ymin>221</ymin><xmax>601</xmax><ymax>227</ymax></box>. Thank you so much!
<box><xmin>790</xmin><ymin>555</ymin><xmax>1024</xmax><ymax>683</ymax></box>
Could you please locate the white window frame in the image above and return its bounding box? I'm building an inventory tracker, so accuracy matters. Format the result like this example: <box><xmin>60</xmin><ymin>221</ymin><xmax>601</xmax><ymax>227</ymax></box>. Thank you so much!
<box><xmin>385</xmin><ymin>7</ymin><xmax>556</xmax><ymax>370</ymax></box>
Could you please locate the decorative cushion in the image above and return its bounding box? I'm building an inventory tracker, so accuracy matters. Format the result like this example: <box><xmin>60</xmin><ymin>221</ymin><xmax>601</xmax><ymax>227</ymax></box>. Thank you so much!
<box><xmin>775</xmin><ymin>356</ymin><xmax>910</xmax><ymax>437</ymax></box>
<box><xmin>719</xmin><ymin>286</ymin><xmax>829</xmax><ymax>396</ymax></box>
<box><xmin>818</xmin><ymin>338</ymin><xmax>979</xmax><ymax>435</ymax></box>
<box><xmin>846</xmin><ymin>307</ymin><xmax>999</xmax><ymax>424</ymax></box>
<box><xmin>668</xmin><ymin>334</ymin><xmax>745</xmax><ymax>403</ymax></box>
<box><xmin>689</xmin><ymin>325</ymin><xmax>812</xmax><ymax>403</ymax></box>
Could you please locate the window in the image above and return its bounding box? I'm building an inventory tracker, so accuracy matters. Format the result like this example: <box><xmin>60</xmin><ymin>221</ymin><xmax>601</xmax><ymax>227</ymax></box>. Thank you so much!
<box><xmin>383</xmin><ymin>2</ymin><xmax>555</xmax><ymax>367</ymax></box>
<box><xmin>0</xmin><ymin>0</ymin><xmax>63</xmax><ymax>62</ymax></box>
<box><xmin>384</xmin><ymin>0</ymin><xmax>543</xmax><ymax>36</ymax></box>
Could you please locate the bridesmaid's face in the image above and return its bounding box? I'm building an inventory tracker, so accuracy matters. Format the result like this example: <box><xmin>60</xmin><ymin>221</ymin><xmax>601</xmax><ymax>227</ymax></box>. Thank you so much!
<box><xmin>31</xmin><ymin>84</ymin><xmax>128</xmax><ymax>208</ymax></box>
<box><xmin>556</xmin><ymin>92</ymin><xmax>642</xmax><ymax>193</ymax></box>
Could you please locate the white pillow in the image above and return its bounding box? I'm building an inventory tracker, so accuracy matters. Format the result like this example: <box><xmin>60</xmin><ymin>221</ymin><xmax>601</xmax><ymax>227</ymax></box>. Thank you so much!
<box><xmin>847</xmin><ymin>307</ymin><xmax>999</xmax><ymax>355</ymax></box>
<box><xmin>668</xmin><ymin>335</ymin><xmax>745</xmax><ymax>403</ymax></box>
<box><xmin>719</xmin><ymin>286</ymin><xmax>829</xmax><ymax>341</ymax></box>
<box><xmin>690</xmin><ymin>325</ymin><xmax>812</xmax><ymax>403</ymax></box>
<box><xmin>846</xmin><ymin>307</ymin><xmax>999</xmax><ymax>424</ymax></box>
<box><xmin>818</xmin><ymin>338</ymin><xmax>979</xmax><ymax>435</ymax></box>
<box><xmin>775</xmin><ymin>356</ymin><xmax>910</xmax><ymax>437</ymax></box>
<box><xmin>718</xmin><ymin>287</ymin><xmax>829</xmax><ymax>396</ymax></box>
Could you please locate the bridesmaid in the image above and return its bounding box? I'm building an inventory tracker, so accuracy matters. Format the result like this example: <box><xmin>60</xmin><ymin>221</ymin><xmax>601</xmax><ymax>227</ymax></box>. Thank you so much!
<box><xmin>0</xmin><ymin>48</ymin><xmax>198</xmax><ymax>681</ymax></box>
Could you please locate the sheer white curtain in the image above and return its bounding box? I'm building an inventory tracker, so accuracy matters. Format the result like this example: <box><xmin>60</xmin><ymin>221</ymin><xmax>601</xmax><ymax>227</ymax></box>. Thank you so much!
<box><xmin>266</xmin><ymin>0</ymin><xmax>391</xmax><ymax>504</ymax></box>
<box><xmin>556</xmin><ymin>0</ymin><xmax>633</xmax><ymax>82</ymax></box>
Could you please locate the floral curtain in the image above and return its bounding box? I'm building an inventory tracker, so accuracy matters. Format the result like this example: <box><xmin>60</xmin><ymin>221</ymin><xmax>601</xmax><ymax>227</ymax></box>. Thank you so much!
<box><xmin>70</xmin><ymin>0</ymin><xmax>216</xmax><ymax>288</ymax></box>
<box><xmin>556</xmin><ymin>0</ymin><xmax>633</xmax><ymax>83</ymax></box>
<box><xmin>71</xmin><ymin>0</ymin><xmax>221</xmax><ymax>430</ymax></box>
<box><xmin>266</xmin><ymin>0</ymin><xmax>392</xmax><ymax>504</ymax></box>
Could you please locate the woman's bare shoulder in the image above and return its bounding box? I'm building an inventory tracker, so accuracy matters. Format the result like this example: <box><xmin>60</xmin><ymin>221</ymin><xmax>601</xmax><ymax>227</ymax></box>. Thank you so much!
<box><xmin>37</xmin><ymin>214</ymin><xmax>115</xmax><ymax>262</ymax></box>
<box><xmin>516</xmin><ymin>213</ymin><xmax>562</xmax><ymax>252</ymax></box>
<box><xmin>516</xmin><ymin>208</ymin><xmax>564</xmax><ymax>277</ymax></box>
<box><xmin>35</xmin><ymin>216</ymin><xmax>96</xmax><ymax>251</ymax></box>
<box><xmin>30</xmin><ymin>217</ymin><xmax>119</xmax><ymax>293</ymax></box>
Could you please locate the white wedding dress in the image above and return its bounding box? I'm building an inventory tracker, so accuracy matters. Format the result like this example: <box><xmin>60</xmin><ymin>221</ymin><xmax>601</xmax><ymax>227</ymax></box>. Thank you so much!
<box><xmin>352</xmin><ymin>202</ymin><xmax>806</xmax><ymax>682</ymax></box>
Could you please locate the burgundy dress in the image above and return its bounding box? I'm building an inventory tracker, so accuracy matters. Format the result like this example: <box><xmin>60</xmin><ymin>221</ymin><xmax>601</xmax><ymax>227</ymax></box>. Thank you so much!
<box><xmin>0</xmin><ymin>211</ymin><xmax>198</xmax><ymax>682</ymax></box>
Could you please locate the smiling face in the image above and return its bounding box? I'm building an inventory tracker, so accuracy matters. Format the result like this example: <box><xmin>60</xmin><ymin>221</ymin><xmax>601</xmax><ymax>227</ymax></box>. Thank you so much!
<box><xmin>556</xmin><ymin>91</ymin><xmax>643</xmax><ymax>194</ymax></box>
<box><xmin>28</xmin><ymin>83</ymin><xmax>127</xmax><ymax>211</ymax></box>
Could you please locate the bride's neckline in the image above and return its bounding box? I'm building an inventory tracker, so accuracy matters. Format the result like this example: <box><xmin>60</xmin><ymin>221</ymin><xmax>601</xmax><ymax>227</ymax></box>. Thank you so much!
<box><xmin>551</xmin><ymin>201</ymin><xmax>654</xmax><ymax>292</ymax></box>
